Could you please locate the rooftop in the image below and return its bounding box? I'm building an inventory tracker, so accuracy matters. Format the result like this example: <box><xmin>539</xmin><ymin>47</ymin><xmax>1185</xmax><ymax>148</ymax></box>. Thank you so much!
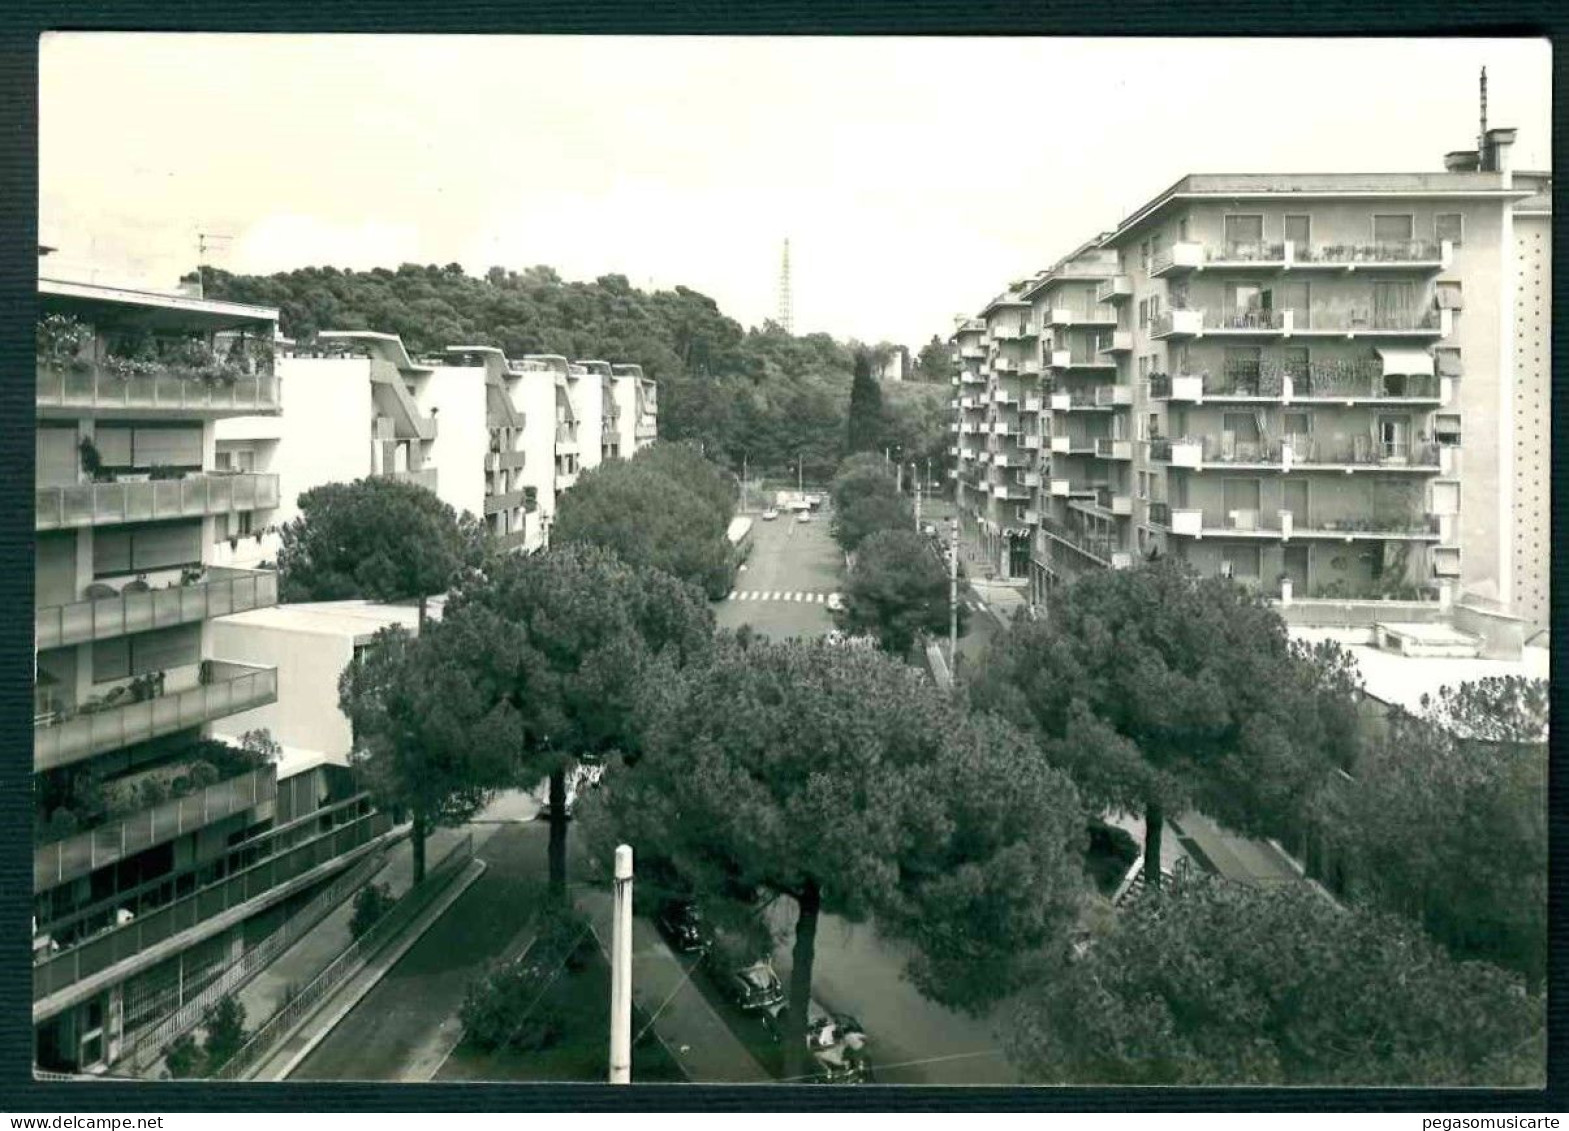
<box><xmin>39</xmin><ymin>277</ymin><xmax>278</xmax><ymax>331</ymax></box>
<box><xmin>213</xmin><ymin>597</ymin><xmax>442</xmax><ymax>643</ymax></box>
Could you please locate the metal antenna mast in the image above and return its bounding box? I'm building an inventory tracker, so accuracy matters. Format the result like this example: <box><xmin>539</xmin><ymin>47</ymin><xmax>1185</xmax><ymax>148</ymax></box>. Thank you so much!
<box><xmin>777</xmin><ymin>237</ymin><xmax>794</xmax><ymax>335</ymax></box>
<box><xmin>1479</xmin><ymin>66</ymin><xmax>1488</xmax><ymax>154</ymax></box>
<box><xmin>195</xmin><ymin>232</ymin><xmax>232</xmax><ymax>299</ymax></box>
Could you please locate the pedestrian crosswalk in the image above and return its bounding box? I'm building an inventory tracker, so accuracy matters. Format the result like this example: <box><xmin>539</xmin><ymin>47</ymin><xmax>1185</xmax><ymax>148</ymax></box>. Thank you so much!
<box><xmin>726</xmin><ymin>590</ymin><xmax>838</xmax><ymax>604</ymax></box>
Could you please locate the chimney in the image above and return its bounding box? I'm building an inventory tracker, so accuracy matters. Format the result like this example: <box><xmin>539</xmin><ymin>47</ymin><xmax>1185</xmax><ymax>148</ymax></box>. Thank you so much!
<box><xmin>1484</xmin><ymin>127</ymin><xmax>1517</xmax><ymax>186</ymax></box>
<box><xmin>1444</xmin><ymin>150</ymin><xmax>1480</xmax><ymax>173</ymax></box>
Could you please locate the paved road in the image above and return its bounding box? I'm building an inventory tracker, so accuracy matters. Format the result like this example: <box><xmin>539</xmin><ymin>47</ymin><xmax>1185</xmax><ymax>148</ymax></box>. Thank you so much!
<box><xmin>715</xmin><ymin>512</ymin><xmax>841</xmax><ymax>641</ymax></box>
<box><xmin>762</xmin><ymin>901</ymin><xmax>1021</xmax><ymax>1086</ymax></box>
<box><xmin>288</xmin><ymin>822</ymin><xmax>548</xmax><ymax>1081</ymax></box>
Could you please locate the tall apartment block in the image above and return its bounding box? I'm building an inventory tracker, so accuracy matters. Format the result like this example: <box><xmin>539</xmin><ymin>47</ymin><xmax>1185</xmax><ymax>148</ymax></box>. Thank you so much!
<box><xmin>953</xmin><ymin>125</ymin><xmax>1550</xmax><ymax>635</ymax></box>
<box><xmin>611</xmin><ymin>363</ymin><xmax>659</xmax><ymax>456</ymax></box>
<box><xmin>33</xmin><ymin>280</ymin><xmax>396</xmax><ymax>1073</ymax></box>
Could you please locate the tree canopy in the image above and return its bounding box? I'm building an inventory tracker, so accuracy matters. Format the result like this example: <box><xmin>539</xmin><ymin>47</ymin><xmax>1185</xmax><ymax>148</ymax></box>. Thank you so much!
<box><xmin>1322</xmin><ymin>675</ymin><xmax>1548</xmax><ymax>986</ymax></box>
<box><xmin>828</xmin><ymin>455</ymin><xmax>911</xmax><ymax>554</ymax></box>
<box><xmin>278</xmin><ymin>477</ymin><xmax>485</xmax><ymax>623</ymax></box>
<box><xmin>844</xmin><ymin>528</ymin><xmax>966</xmax><ymax>656</ymax></box>
<box><xmin>845</xmin><ymin>348</ymin><xmax>886</xmax><ymax>455</ymax></box>
<box><xmin>551</xmin><ymin>442</ymin><xmax>737</xmax><ymax>599</ymax></box>
<box><xmin>593</xmin><ymin>638</ymin><xmax>1087</xmax><ymax>1077</ymax></box>
<box><xmin>970</xmin><ymin>557</ymin><xmax>1362</xmax><ymax>888</ymax></box>
<box><xmin>1005</xmin><ymin>877</ymin><xmax>1545</xmax><ymax>1086</ymax></box>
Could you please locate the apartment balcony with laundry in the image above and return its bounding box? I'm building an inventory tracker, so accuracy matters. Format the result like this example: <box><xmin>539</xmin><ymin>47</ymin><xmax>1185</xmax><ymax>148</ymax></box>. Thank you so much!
<box><xmin>1151</xmin><ymin>404</ymin><xmax>1445</xmax><ymax>473</ymax></box>
<box><xmin>1149</xmin><ymin>349</ymin><xmax>1448</xmax><ymax>404</ymax></box>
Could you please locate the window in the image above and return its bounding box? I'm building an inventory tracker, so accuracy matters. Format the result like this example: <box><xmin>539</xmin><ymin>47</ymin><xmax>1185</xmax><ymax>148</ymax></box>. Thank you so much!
<box><xmin>1137</xmin><ymin>355</ymin><xmax>1150</xmax><ymax>379</ymax></box>
<box><xmin>1138</xmin><ymin>472</ymin><xmax>1150</xmax><ymax>500</ymax></box>
<box><xmin>1178</xmin><ymin>217</ymin><xmax>1190</xmax><ymax>241</ymax></box>
<box><xmin>1284</xmin><ymin>214</ymin><xmax>1311</xmax><ymax>247</ymax></box>
<box><xmin>1282</xmin><ymin>347</ymin><xmax>1310</xmax><ymax>382</ymax></box>
<box><xmin>1225</xmin><ymin>283</ymin><xmax>1264</xmax><ymax>312</ymax></box>
<box><xmin>1434</xmin><ymin>413</ymin><xmax>1462</xmax><ymax>446</ymax></box>
<box><xmin>1435</xmin><ymin>213</ymin><xmax>1463</xmax><ymax>246</ymax></box>
<box><xmin>1283</xmin><ymin>411</ymin><xmax>1313</xmax><ymax>437</ymax></box>
<box><xmin>1372</xmin><ymin>214</ymin><xmax>1415</xmax><ymax>245</ymax></box>
<box><xmin>1140</xmin><ymin>241</ymin><xmax>1150</xmax><ymax>273</ymax></box>
<box><xmin>1137</xmin><ymin>299</ymin><xmax>1149</xmax><ymax>329</ymax></box>
<box><xmin>1283</xmin><ymin>480</ymin><xmax>1309</xmax><ymax>524</ymax></box>
<box><xmin>1223</xmin><ymin>545</ymin><xmax>1261</xmax><ymax>579</ymax></box>
<box><xmin>1223</xmin><ymin>214</ymin><xmax>1265</xmax><ymax>248</ymax></box>
<box><xmin>93</xmin><ymin>522</ymin><xmax>203</xmax><ymax>577</ymax></box>
<box><xmin>1148</xmin><ymin>412</ymin><xmax>1160</xmax><ymax>440</ymax></box>
<box><xmin>1223</xmin><ymin>478</ymin><xmax>1262</xmax><ymax>517</ymax></box>
<box><xmin>1372</xmin><ymin>281</ymin><xmax>1416</xmax><ymax>327</ymax></box>
<box><xmin>93</xmin><ymin>623</ymin><xmax>201</xmax><ymax>683</ymax></box>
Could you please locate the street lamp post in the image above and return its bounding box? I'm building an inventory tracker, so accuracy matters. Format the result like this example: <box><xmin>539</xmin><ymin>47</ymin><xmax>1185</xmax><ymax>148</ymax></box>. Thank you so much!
<box><xmin>608</xmin><ymin>844</ymin><xmax>634</xmax><ymax>1084</ymax></box>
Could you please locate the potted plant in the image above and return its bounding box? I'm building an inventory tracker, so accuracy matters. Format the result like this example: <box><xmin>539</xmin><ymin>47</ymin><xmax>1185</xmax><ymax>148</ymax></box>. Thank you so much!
<box><xmin>78</xmin><ymin>436</ymin><xmax>106</xmax><ymax>482</ymax></box>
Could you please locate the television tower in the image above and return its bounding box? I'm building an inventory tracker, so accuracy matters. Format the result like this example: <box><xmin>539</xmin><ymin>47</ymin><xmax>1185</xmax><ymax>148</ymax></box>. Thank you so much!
<box><xmin>776</xmin><ymin>237</ymin><xmax>794</xmax><ymax>334</ymax></box>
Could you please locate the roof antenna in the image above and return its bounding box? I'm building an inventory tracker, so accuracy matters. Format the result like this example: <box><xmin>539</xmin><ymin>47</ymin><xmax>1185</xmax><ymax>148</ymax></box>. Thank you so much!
<box><xmin>1478</xmin><ymin>66</ymin><xmax>1488</xmax><ymax>158</ymax></box>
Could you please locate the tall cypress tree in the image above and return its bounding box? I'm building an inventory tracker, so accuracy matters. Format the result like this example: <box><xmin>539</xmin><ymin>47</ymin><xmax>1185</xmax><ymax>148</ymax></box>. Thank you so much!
<box><xmin>845</xmin><ymin>348</ymin><xmax>885</xmax><ymax>455</ymax></box>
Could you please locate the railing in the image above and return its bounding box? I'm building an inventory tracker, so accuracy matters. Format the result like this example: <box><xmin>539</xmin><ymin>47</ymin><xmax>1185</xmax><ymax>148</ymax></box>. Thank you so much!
<box><xmin>35</xmin><ymin>661</ymin><xmax>278</xmax><ymax>773</ymax></box>
<box><xmin>1287</xmin><ymin>362</ymin><xmax>1437</xmax><ymax>398</ymax></box>
<box><xmin>483</xmin><ymin>488</ymin><xmax>532</xmax><ymax>515</ymax></box>
<box><xmin>1148</xmin><ymin>438</ymin><xmax>1173</xmax><ymax>461</ymax></box>
<box><xmin>485</xmin><ymin>449</ymin><xmax>528</xmax><ymax>472</ymax></box>
<box><xmin>36</xmin><ymin>567</ymin><xmax>277</xmax><ymax>651</ymax></box>
<box><xmin>495</xmin><ymin>527</ymin><xmax>531</xmax><ymax>552</ymax></box>
<box><xmin>1206</xmin><ymin>308</ymin><xmax>1287</xmax><ymax>331</ymax></box>
<box><xmin>1298</xmin><ymin>308</ymin><xmax>1444</xmax><ymax>332</ymax></box>
<box><xmin>1094</xmin><ymin>437</ymin><xmax>1130</xmax><ymax>458</ymax></box>
<box><xmin>1297</xmin><ymin>240</ymin><xmax>1443</xmax><ymax>265</ymax></box>
<box><xmin>1095</xmin><ymin>277</ymin><xmax>1133</xmax><ymax>303</ymax></box>
<box><xmin>37</xmin><ymin>366</ymin><xmax>281</xmax><ymax>415</ymax></box>
<box><xmin>214</xmin><ymin>833</ymin><xmax>475</xmax><ymax>1081</ymax></box>
<box><xmin>1189</xmin><ymin>512</ymin><xmax>1440</xmax><ymax>537</ymax></box>
<box><xmin>1288</xmin><ymin>437</ymin><xmax>1441</xmax><ymax>467</ymax></box>
<box><xmin>556</xmin><ymin>424</ymin><xmax>579</xmax><ymax>445</ymax></box>
<box><xmin>1041</xmin><ymin>517</ymin><xmax>1118</xmax><ymax>566</ymax></box>
<box><xmin>1147</xmin><ymin>374</ymin><xmax>1172</xmax><ymax>399</ymax></box>
<box><xmin>124</xmin><ymin>843</ymin><xmax>394</xmax><ymax>1070</ymax></box>
<box><xmin>1211</xmin><ymin>241</ymin><xmax>1286</xmax><ymax>263</ymax></box>
<box><xmin>1148</xmin><ymin>502</ymin><xmax>1171</xmax><ymax>526</ymax></box>
<box><xmin>35</xmin><ymin>767</ymin><xmax>278</xmax><ymax>891</ymax></box>
<box><xmin>34</xmin><ymin>809</ymin><xmax>393</xmax><ymax>1003</ymax></box>
<box><xmin>36</xmin><ymin>474</ymin><xmax>280</xmax><ymax>532</ymax></box>
<box><xmin>388</xmin><ymin>467</ymin><xmax>438</xmax><ymax>493</ymax></box>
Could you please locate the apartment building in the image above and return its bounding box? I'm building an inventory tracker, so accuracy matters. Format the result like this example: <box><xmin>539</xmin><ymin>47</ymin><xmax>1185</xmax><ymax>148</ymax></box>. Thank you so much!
<box><xmin>439</xmin><ymin>346</ymin><xmax>543</xmax><ymax>553</ymax></box>
<box><xmin>611</xmin><ymin>363</ymin><xmax>659</xmax><ymax>456</ymax></box>
<box><xmin>953</xmin><ymin>124</ymin><xmax>1550</xmax><ymax>634</ymax></box>
<box><xmin>32</xmin><ymin>281</ymin><xmax>396</xmax><ymax>1073</ymax></box>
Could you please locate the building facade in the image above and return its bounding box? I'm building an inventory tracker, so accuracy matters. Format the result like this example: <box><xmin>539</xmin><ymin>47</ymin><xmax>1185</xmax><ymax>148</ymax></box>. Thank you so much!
<box><xmin>32</xmin><ymin>281</ymin><xmax>395</xmax><ymax>1073</ymax></box>
<box><xmin>952</xmin><ymin>126</ymin><xmax>1550</xmax><ymax>633</ymax></box>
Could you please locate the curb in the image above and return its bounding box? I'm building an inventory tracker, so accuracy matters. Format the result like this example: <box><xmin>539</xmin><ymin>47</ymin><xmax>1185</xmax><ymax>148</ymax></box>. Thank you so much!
<box><xmin>259</xmin><ymin>857</ymin><xmax>488</xmax><ymax>1081</ymax></box>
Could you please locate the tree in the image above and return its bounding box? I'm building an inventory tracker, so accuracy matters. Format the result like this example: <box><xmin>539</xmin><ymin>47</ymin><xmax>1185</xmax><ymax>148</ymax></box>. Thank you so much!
<box><xmin>915</xmin><ymin>335</ymin><xmax>951</xmax><ymax>384</ymax></box>
<box><xmin>348</xmin><ymin>882</ymin><xmax>395</xmax><ymax>941</ymax></box>
<box><xmin>442</xmin><ymin>544</ymin><xmax>715</xmax><ymax>896</ymax></box>
<box><xmin>338</xmin><ymin>613</ymin><xmax>521</xmax><ymax>882</ymax></box>
<box><xmin>1005</xmin><ymin>876</ymin><xmax>1545</xmax><ymax>1086</ymax></box>
<box><xmin>596</xmin><ymin>639</ymin><xmax>1087</xmax><ymax>1081</ymax></box>
<box><xmin>843</xmin><ymin>529</ymin><xmax>966</xmax><ymax>655</ymax></box>
<box><xmin>163</xmin><ymin>1033</ymin><xmax>202</xmax><ymax>1079</ymax></box>
<box><xmin>199</xmin><ymin>996</ymin><xmax>248</xmax><ymax>1073</ymax></box>
<box><xmin>828</xmin><ymin>455</ymin><xmax>910</xmax><ymax>554</ymax></box>
<box><xmin>845</xmin><ymin>348</ymin><xmax>885</xmax><ymax>455</ymax></box>
<box><xmin>970</xmin><ymin>557</ymin><xmax>1360</xmax><ymax>891</ymax></box>
<box><xmin>552</xmin><ymin>443</ymin><xmax>737</xmax><ymax>599</ymax></box>
<box><xmin>279</xmin><ymin>477</ymin><xmax>484</xmax><ymax>627</ymax></box>
<box><xmin>1323</xmin><ymin>676</ymin><xmax>1547</xmax><ymax>986</ymax></box>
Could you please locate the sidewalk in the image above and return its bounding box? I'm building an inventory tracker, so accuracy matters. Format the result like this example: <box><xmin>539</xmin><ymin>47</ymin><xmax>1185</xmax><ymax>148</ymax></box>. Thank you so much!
<box><xmin>576</xmin><ymin>889</ymin><xmax>771</xmax><ymax>1084</ymax></box>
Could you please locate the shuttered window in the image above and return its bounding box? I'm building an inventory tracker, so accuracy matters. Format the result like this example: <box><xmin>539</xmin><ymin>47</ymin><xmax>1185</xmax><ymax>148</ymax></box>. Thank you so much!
<box><xmin>94</xmin><ymin>425</ymin><xmax>201</xmax><ymax>469</ymax></box>
<box><xmin>92</xmin><ymin>623</ymin><xmax>201</xmax><ymax>683</ymax></box>
<box><xmin>93</xmin><ymin>522</ymin><xmax>203</xmax><ymax>577</ymax></box>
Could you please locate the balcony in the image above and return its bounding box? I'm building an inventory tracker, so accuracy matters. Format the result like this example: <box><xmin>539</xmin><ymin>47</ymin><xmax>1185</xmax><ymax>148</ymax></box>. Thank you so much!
<box><xmin>496</xmin><ymin>527</ymin><xmax>532</xmax><ymax>553</ymax></box>
<box><xmin>1048</xmin><ymin>350</ymin><xmax>1116</xmax><ymax>371</ymax></box>
<box><xmin>1041</xmin><ymin>517</ymin><xmax>1122</xmax><ymax>568</ymax></box>
<box><xmin>1046</xmin><ymin>307</ymin><xmax>1119</xmax><ymax>328</ymax></box>
<box><xmin>960</xmin><ymin>347</ymin><xmax>987</xmax><ymax>360</ymax></box>
<box><xmin>1098</xmin><ymin>331</ymin><xmax>1134</xmax><ymax>354</ymax></box>
<box><xmin>1022</xmin><ymin>471</ymin><xmax>1042</xmax><ymax>488</ymax></box>
<box><xmin>993</xmin><ymin>484</ymin><xmax>1032</xmax><ymax>501</ymax></box>
<box><xmin>37</xmin><ymin>365</ymin><xmax>282</xmax><ymax>419</ymax></box>
<box><xmin>1095</xmin><ymin>276</ymin><xmax>1134</xmax><ymax>304</ymax></box>
<box><xmin>35</xmin><ymin>766</ymin><xmax>277</xmax><ymax>891</ymax></box>
<box><xmin>1203</xmin><ymin>241</ymin><xmax>1288</xmax><ymax>269</ymax></box>
<box><xmin>1049</xmin><ymin>393</ymin><xmax>1071</xmax><ymax>412</ymax></box>
<box><xmin>1284</xmin><ymin>437</ymin><xmax>1443</xmax><ymax>471</ymax></box>
<box><xmin>1149</xmin><ymin>310</ymin><xmax>1204</xmax><ymax>339</ymax></box>
<box><xmin>1289</xmin><ymin>239</ymin><xmax>1451</xmax><ymax>272</ymax></box>
<box><xmin>1147</xmin><ymin>501</ymin><xmax>1171</xmax><ymax>527</ymax></box>
<box><xmin>33</xmin><ymin>806</ymin><xmax>393</xmax><ymax>1007</ymax></box>
<box><xmin>36</xmin><ymin>567</ymin><xmax>278</xmax><ymax>651</ymax></box>
<box><xmin>960</xmin><ymin>370</ymin><xmax>987</xmax><ymax>384</ymax></box>
<box><xmin>483</xmin><ymin>487</ymin><xmax>532</xmax><ymax>516</ymax></box>
<box><xmin>994</xmin><ymin>389</ymin><xmax>1020</xmax><ymax>408</ymax></box>
<box><xmin>1020</xmin><ymin>395</ymin><xmax>1044</xmax><ymax>413</ymax></box>
<box><xmin>1022</xmin><ymin>434</ymin><xmax>1044</xmax><ymax>450</ymax></box>
<box><xmin>388</xmin><ymin>467</ymin><xmax>439</xmax><ymax>493</ymax></box>
<box><xmin>1204</xmin><ymin>308</ymin><xmax>1289</xmax><ymax>335</ymax></box>
<box><xmin>36</xmin><ymin>473</ymin><xmax>281</xmax><ymax>532</ymax></box>
<box><xmin>1149</xmin><ymin>242</ymin><xmax>1205</xmax><ymax>277</ymax></box>
<box><xmin>1094</xmin><ymin>437</ymin><xmax>1134</xmax><ymax>461</ymax></box>
<box><xmin>1163</xmin><ymin>510</ymin><xmax>1442</xmax><ymax>542</ymax></box>
<box><xmin>35</xmin><ymin>660</ymin><xmax>279</xmax><ymax>773</ymax></box>
<box><xmin>1293</xmin><ymin>307</ymin><xmax>1451</xmax><ymax>339</ymax></box>
<box><xmin>1146</xmin><ymin>438</ymin><xmax>1204</xmax><ymax>468</ymax></box>
<box><xmin>556</xmin><ymin>424</ymin><xmax>580</xmax><ymax>449</ymax></box>
<box><xmin>486</xmin><ymin>449</ymin><xmax>528</xmax><ymax>472</ymax></box>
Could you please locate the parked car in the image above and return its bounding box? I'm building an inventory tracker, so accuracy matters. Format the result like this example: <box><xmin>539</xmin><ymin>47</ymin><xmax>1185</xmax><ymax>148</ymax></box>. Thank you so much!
<box><xmin>656</xmin><ymin>900</ymin><xmax>713</xmax><ymax>955</ymax></box>
<box><xmin>762</xmin><ymin>1003</ymin><xmax>872</xmax><ymax>1083</ymax></box>
<box><xmin>762</xmin><ymin>508</ymin><xmax>779</xmax><ymax>521</ymax></box>
<box><xmin>719</xmin><ymin>959</ymin><xmax>786</xmax><ymax>1013</ymax></box>
<box><xmin>797</xmin><ymin>511</ymin><xmax>812</xmax><ymax>524</ymax></box>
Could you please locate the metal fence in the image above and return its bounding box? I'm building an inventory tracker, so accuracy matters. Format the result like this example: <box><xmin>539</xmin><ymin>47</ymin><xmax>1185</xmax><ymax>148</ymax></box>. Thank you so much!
<box><xmin>214</xmin><ymin>834</ymin><xmax>475</xmax><ymax>1081</ymax></box>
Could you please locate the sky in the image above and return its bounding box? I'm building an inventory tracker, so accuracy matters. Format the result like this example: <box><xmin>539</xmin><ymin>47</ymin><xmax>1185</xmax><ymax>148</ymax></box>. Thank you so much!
<box><xmin>39</xmin><ymin>35</ymin><xmax>1551</xmax><ymax>348</ymax></box>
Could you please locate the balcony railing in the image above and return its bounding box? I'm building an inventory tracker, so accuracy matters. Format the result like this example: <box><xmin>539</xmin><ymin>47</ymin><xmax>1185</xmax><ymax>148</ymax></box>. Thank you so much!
<box><xmin>34</xmin><ymin>767</ymin><xmax>277</xmax><ymax>891</ymax></box>
<box><xmin>33</xmin><ymin>808</ymin><xmax>392</xmax><ymax>1004</ymax></box>
<box><xmin>36</xmin><ymin>474</ymin><xmax>280</xmax><ymax>532</ymax></box>
<box><xmin>1041</xmin><ymin>517</ymin><xmax>1119</xmax><ymax>566</ymax></box>
<box><xmin>35</xmin><ymin>661</ymin><xmax>278</xmax><ymax>773</ymax></box>
<box><xmin>485</xmin><ymin>449</ymin><xmax>528</xmax><ymax>472</ymax></box>
<box><xmin>1147</xmin><ymin>501</ymin><xmax>1171</xmax><ymax>527</ymax></box>
<box><xmin>1295</xmin><ymin>308</ymin><xmax>1446</xmax><ymax>334</ymax></box>
<box><xmin>1296</xmin><ymin>240</ymin><xmax>1445</xmax><ymax>266</ymax></box>
<box><xmin>1094</xmin><ymin>437</ymin><xmax>1133</xmax><ymax>460</ymax></box>
<box><xmin>1170</xmin><ymin>511</ymin><xmax>1441</xmax><ymax>539</ymax></box>
<box><xmin>1095</xmin><ymin>276</ymin><xmax>1134</xmax><ymax>304</ymax></box>
<box><xmin>556</xmin><ymin>424</ymin><xmax>580</xmax><ymax>445</ymax></box>
<box><xmin>483</xmin><ymin>488</ymin><xmax>532</xmax><ymax>515</ymax></box>
<box><xmin>37</xmin><ymin>365</ymin><xmax>281</xmax><ymax>417</ymax></box>
<box><xmin>36</xmin><ymin>567</ymin><xmax>278</xmax><ymax>651</ymax></box>
<box><xmin>496</xmin><ymin>527</ymin><xmax>531</xmax><ymax>552</ymax></box>
<box><xmin>1206</xmin><ymin>308</ymin><xmax>1288</xmax><ymax>332</ymax></box>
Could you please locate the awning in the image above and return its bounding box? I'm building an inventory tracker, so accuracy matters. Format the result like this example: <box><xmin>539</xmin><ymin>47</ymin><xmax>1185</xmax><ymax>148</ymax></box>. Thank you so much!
<box><xmin>1377</xmin><ymin>348</ymin><xmax>1435</xmax><ymax>378</ymax></box>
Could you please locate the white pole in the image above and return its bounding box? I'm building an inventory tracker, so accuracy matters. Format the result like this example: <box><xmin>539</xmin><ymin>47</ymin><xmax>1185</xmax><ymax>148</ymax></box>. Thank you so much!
<box><xmin>914</xmin><ymin>471</ymin><xmax>922</xmax><ymax>532</ymax></box>
<box><xmin>609</xmin><ymin>844</ymin><xmax>634</xmax><ymax>1084</ymax></box>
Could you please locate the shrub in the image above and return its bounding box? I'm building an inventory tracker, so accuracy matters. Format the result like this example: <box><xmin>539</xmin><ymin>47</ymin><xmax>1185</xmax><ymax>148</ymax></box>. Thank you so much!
<box><xmin>457</xmin><ymin>904</ymin><xmax>593</xmax><ymax>1052</ymax></box>
<box><xmin>199</xmin><ymin>996</ymin><xmax>247</xmax><ymax>1072</ymax></box>
<box><xmin>163</xmin><ymin>1033</ymin><xmax>203</xmax><ymax>1079</ymax></box>
<box><xmin>349</xmin><ymin>882</ymin><xmax>395</xmax><ymax>941</ymax></box>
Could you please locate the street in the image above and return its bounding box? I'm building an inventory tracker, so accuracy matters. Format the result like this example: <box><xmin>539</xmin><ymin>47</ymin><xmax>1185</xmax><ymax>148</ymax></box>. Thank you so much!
<box><xmin>715</xmin><ymin>511</ymin><xmax>841</xmax><ymax>641</ymax></box>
